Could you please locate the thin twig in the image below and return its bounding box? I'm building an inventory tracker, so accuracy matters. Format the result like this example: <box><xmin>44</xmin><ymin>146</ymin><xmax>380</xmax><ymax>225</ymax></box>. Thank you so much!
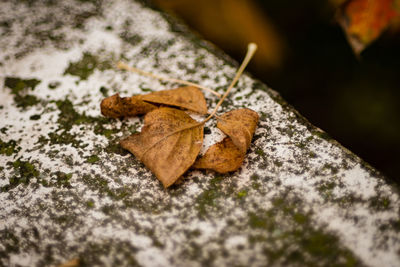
<box><xmin>201</xmin><ymin>43</ymin><xmax>257</xmax><ymax>123</ymax></box>
<box><xmin>117</xmin><ymin>61</ymin><xmax>221</xmax><ymax>97</ymax></box>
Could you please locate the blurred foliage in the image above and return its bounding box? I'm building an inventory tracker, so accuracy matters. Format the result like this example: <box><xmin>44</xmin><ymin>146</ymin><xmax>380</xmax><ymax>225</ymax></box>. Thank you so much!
<box><xmin>153</xmin><ymin>0</ymin><xmax>284</xmax><ymax>69</ymax></box>
<box><xmin>336</xmin><ymin>0</ymin><xmax>400</xmax><ymax>53</ymax></box>
<box><xmin>152</xmin><ymin>0</ymin><xmax>400</xmax><ymax>183</ymax></box>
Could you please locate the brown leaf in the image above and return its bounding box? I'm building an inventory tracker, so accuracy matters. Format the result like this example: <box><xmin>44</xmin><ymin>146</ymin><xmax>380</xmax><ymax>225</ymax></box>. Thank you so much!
<box><xmin>217</xmin><ymin>108</ymin><xmax>259</xmax><ymax>154</ymax></box>
<box><xmin>101</xmin><ymin>93</ymin><xmax>157</xmax><ymax>118</ymax></box>
<box><xmin>193</xmin><ymin>137</ymin><xmax>245</xmax><ymax>173</ymax></box>
<box><xmin>193</xmin><ymin>108</ymin><xmax>259</xmax><ymax>173</ymax></box>
<box><xmin>140</xmin><ymin>86</ymin><xmax>208</xmax><ymax>114</ymax></box>
<box><xmin>57</xmin><ymin>258</ymin><xmax>79</xmax><ymax>267</ymax></box>
<box><xmin>100</xmin><ymin>86</ymin><xmax>207</xmax><ymax>118</ymax></box>
<box><xmin>120</xmin><ymin>107</ymin><xmax>203</xmax><ymax>187</ymax></box>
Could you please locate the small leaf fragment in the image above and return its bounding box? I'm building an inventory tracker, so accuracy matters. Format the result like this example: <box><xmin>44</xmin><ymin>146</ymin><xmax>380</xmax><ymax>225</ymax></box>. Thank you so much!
<box><xmin>100</xmin><ymin>93</ymin><xmax>156</xmax><ymax>118</ymax></box>
<box><xmin>217</xmin><ymin>108</ymin><xmax>259</xmax><ymax>153</ymax></box>
<box><xmin>193</xmin><ymin>137</ymin><xmax>245</xmax><ymax>173</ymax></box>
<box><xmin>141</xmin><ymin>86</ymin><xmax>208</xmax><ymax>114</ymax></box>
<box><xmin>120</xmin><ymin>107</ymin><xmax>203</xmax><ymax>187</ymax></box>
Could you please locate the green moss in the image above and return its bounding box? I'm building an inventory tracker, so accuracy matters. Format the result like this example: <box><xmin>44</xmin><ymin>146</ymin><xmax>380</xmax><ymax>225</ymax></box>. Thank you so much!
<box><xmin>252</xmin><ymin>182</ymin><xmax>261</xmax><ymax>190</ymax></box>
<box><xmin>295</xmin><ymin>142</ymin><xmax>306</xmax><ymax>149</ymax></box>
<box><xmin>185</xmin><ymin>229</ymin><xmax>202</xmax><ymax>239</ymax></box>
<box><xmin>325</xmin><ymin>193</ymin><xmax>364</xmax><ymax>208</ymax></box>
<box><xmin>52</xmin><ymin>171</ymin><xmax>73</xmax><ymax>188</ymax></box>
<box><xmin>247</xmin><ymin>192</ymin><xmax>361</xmax><ymax>266</ymax></box>
<box><xmin>248</xmin><ymin>211</ymin><xmax>270</xmax><ymax>229</ymax></box>
<box><xmin>100</xmin><ymin>86</ymin><xmax>109</xmax><ymax>97</ymax></box>
<box><xmin>45</xmin><ymin>131</ymin><xmax>86</xmax><ymax>148</ymax></box>
<box><xmin>78</xmin><ymin>241</ymin><xmax>140</xmax><ymax>266</ymax></box>
<box><xmin>86</xmin><ymin>155</ymin><xmax>100</xmax><ymax>164</ymax></box>
<box><xmin>179</xmin><ymin>241</ymin><xmax>203</xmax><ymax>261</ymax></box>
<box><xmin>390</xmin><ymin>219</ymin><xmax>400</xmax><ymax>232</ymax></box>
<box><xmin>82</xmin><ymin>174</ymin><xmax>109</xmax><ymax>196</ymax></box>
<box><xmin>2</xmin><ymin>159</ymin><xmax>39</xmax><ymax>192</ymax></box>
<box><xmin>48</xmin><ymin>81</ymin><xmax>61</xmax><ymax>89</ymax></box>
<box><xmin>0</xmin><ymin>139</ymin><xmax>20</xmax><ymax>156</ymax></box>
<box><xmin>308</xmin><ymin>151</ymin><xmax>317</xmax><ymax>158</ymax></box>
<box><xmin>293</xmin><ymin>212</ymin><xmax>308</xmax><ymax>225</ymax></box>
<box><xmin>237</xmin><ymin>190</ymin><xmax>247</xmax><ymax>198</ymax></box>
<box><xmin>81</xmin><ymin>174</ymin><xmax>139</xmax><ymax>207</ymax></box>
<box><xmin>55</xmin><ymin>98</ymin><xmax>91</xmax><ymax>130</ymax></box>
<box><xmin>250</xmin><ymin>173</ymin><xmax>260</xmax><ymax>181</ymax></box>
<box><xmin>368</xmin><ymin>195</ymin><xmax>391</xmax><ymax>211</ymax></box>
<box><xmin>29</xmin><ymin>114</ymin><xmax>41</xmax><ymax>120</ymax></box>
<box><xmin>1</xmin><ymin>127</ymin><xmax>8</xmax><ymax>134</ymax></box>
<box><xmin>274</xmin><ymin>160</ymin><xmax>283</xmax><ymax>167</ymax></box>
<box><xmin>5</xmin><ymin>77</ymin><xmax>40</xmax><ymax>94</ymax></box>
<box><xmin>37</xmin><ymin>98</ymin><xmax>120</xmax><ymax>148</ymax></box>
<box><xmin>14</xmin><ymin>94</ymin><xmax>40</xmax><ymax>108</ymax></box>
<box><xmin>37</xmin><ymin>170</ymin><xmax>72</xmax><ymax>188</ymax></box>
<box><xmin>0</xmin><ymin>229</ymin><xmax>20</xmax><ymax>256</ymax></box>
<box><xmin>64</xmin><ymin>52</ymin><xmax>112</xmax><ymax>80</ymax></box>
<box><xmin>255</xmin><ymin>148</ymin><xmax>265</xmax><ymax>156</ymax></box>
<box><xmin>119</xmin><ymin>32</ymin><xmax>143</xmax><ymax>46</ymax></box>
<box><xmin>104</xmin><ymin>140</ymin><xmax>128</xmax><ymax>156</ymax></box>
<box><xmin>316</xmin><ymin>180</ymin><xmax>336</xmax><ymax>193</ymax></box>
<box><xmin>323</xmin><ymin>163</ymin><xmax>339</xmax><ymax>175</ymax></box>
<box><xmin>196</xmin><ymin>175</ymin><xmax>224</xmax><ymax>218</ymax></box>
<box><xmin>196</xmin><ymin>187</ymin><xmax>220</xmax><ymax>217</ymax></box>
<box><xmin>312</xmin><ymin>129</ymin><xmax>332</xmax><ymax>141</ymax></box>
<box><xmin>316</xmin><ymin>180</ymin><xmax>337</xmax><ymax>200</ymax></box>
<box><xmin>4</xmin><ymin>76</ymin><xmax>41</xmax><ymax>109</ymax></box>
<box><xmin>86</xmin><ymin>200</ymin><xmax>95</xmax><ymax>208</ymax></box>
<box><xmin>139</xmin><ymin>85</ymin><xmax>153</xmax><ymax>92</ymax></box>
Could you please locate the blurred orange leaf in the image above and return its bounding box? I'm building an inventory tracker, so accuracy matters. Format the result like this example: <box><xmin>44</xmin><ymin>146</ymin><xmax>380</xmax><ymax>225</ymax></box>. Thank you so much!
<box><xmin>338</xmin><ymin>0</ymin><xmax>400</xmax><ymax>53</ymax></box>
<box><xmin>153</xmin><ymin>0</ymin><xmax>284</xmax><ymax>69</ymax></box>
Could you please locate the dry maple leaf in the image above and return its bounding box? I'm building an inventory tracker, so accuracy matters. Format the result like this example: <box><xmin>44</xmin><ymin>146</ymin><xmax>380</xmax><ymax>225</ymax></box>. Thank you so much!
<box><xmin>120</xmin><ymin>107</ymin><xmax>203</xmax><ymax>187</ymax></box>
<box><xmin>101</xmin><ymin>86</ymin><xmax>207</xmax><ymax>118</ymax></box>
<box><xmin>193</xmin><ymin>137</ymin><xmax>245</xmax><ymax>173</ymax></box>
<box><xmin>217</xmin><ymin>108</ymin><xmax>259</xmax><ymax>154</ymax></box>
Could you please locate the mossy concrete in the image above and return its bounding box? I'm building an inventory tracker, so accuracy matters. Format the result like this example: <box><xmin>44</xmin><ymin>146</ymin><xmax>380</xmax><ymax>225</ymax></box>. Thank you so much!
<box><xmin>0</xmin><ymin>0</ymin><xmax>399</xmax><ymax>266</ymax></box>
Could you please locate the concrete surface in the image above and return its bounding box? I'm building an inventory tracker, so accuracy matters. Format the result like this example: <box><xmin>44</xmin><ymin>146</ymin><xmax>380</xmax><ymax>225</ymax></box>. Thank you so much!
<box><xmin>0</xmin><ymin>0</ymin><xmax>399</xmax><ymax>266</ymax></box>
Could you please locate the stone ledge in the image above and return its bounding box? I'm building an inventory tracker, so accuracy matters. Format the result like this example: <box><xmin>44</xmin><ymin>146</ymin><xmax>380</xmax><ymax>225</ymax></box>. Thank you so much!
<box><xmin>0</xmin><ymin>0</ymin><xmax>399</xmax><ymax>266</ymax></box>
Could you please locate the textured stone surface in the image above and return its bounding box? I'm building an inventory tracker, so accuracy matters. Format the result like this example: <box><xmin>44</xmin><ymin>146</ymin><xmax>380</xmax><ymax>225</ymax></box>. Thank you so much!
<box><xmin>0</xmin><ymin>0</ymin><xmax>399</xmax><ymax>266</ymax></box>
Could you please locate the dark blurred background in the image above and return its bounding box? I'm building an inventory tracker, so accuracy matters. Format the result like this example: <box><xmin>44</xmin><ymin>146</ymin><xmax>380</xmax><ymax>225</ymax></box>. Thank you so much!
<box><xmin>152</xmin><ymin>0</ymin><xmax>400</xmax><ymax>184</ymax></box>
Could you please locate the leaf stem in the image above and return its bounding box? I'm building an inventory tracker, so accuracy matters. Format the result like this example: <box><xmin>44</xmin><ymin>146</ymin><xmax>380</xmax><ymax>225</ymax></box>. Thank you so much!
<box><xmin>202</xmin><ymin>43</ymin><xmax>257</xmax><ymax>123</ymax></box>
<box><xmin>117</xmin><ymin>61</ymin><xmax>221</xmax><ymax>97</ymax></box>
